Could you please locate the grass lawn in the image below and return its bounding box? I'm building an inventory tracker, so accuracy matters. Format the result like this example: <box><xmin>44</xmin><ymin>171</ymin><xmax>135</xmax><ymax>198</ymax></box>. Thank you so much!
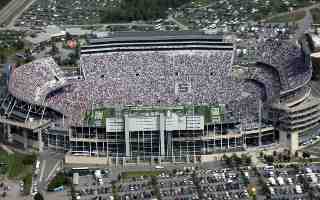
<box><xmin>121</xmin><ymin>171</ymin><xmax>162</xmax><ymax>179</ymax></box>
<box><xmin>47</xmin><ymin>172</ymin><xmax>71</xmax><ymax>191</ymax></box>
<box><xmin>0</xmin><ymin>48</ymin><xmax>17</xmax><ymax>56</ymax></box>
<box><xmin>0</xmin><ymin>150</ymin><xmax>35</xmax><ymax>179</ymax></box>
<box><xmin>266</xmin><ymin>10</ymin><xmax>306</xmax><ymax>23</ymax></box>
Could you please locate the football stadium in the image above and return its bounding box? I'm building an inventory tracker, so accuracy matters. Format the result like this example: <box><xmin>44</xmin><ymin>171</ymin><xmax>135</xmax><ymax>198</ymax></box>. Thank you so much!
<box><xmin>0</xmin><ymin>31</ymin><xmax>319</xmax><ymax>165</ymax></box>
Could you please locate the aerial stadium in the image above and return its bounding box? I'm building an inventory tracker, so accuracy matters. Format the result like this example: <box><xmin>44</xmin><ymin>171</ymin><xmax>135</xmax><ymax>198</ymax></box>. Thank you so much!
<box><xmin>0</xmin><ymin>31</ymin><xmax>319</xmax><ymax>165</ymax></box>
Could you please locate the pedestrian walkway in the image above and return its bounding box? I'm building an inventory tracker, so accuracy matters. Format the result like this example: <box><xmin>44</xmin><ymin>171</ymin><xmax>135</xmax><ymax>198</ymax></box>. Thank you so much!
<box><xmin>0</xmin><ymin>143</ymin><xmax>13</xmax><ymax>154</ymax></box>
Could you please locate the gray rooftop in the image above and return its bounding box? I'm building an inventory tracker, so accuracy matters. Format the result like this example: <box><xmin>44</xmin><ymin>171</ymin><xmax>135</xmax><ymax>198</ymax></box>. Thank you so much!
<box><xmin>88</xmin><ymin>31</ymin><xmax>224</xmax><ymax>44</ymax></box>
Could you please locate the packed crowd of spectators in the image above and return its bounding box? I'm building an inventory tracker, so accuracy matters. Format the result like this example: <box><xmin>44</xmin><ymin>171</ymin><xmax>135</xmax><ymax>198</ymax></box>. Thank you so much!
<box><xmin>9</xmin><ymin>57</ymin><xmax>66</xmax><ymax>104</ymax></box>
<box><xmin>248</xmin><ymin>63</ymin><xmax>282</xmax><ymax>102</ymax></box>
<box><xmin>8</xmin><ymin>38</ymin><xmax>312</xmax><ymax>128</ymax></box>
<box><xmin>48</xmin><ymin>49</ymin><xmax>241</xmax><ymax>125</ymax></box>
<box><xmin>256</xmin><ymin>39</ymin><xmax>312</xmax><ymax>92</ymax></box>
<box><xmin>80</xmin><ymin>50</ymin><xmax>234</xmax><ymax>78</ymax></box>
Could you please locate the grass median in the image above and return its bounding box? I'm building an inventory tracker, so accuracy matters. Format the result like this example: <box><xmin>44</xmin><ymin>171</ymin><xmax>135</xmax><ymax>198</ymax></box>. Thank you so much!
<box><xmin>121</xmin><ymin>171</ymin><xmax>163</xmax><ymax>179</ymax></box>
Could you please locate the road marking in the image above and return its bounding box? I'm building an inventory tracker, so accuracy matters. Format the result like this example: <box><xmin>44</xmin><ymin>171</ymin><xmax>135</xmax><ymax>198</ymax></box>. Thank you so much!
<box><xmin>39</xmin><ymin>160</ymin><xmax>46</xmax><ymax>182</ymax></box>
<box><xmin>45</xmin><ymin>160</ymin><xmax>61</xmax><ymax>182</ymax></box>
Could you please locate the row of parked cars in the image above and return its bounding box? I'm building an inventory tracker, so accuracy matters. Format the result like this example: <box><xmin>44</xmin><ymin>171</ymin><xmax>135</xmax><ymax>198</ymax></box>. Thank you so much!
<box><xmin>262</xmin><ymin>165</ymin><xmax>319</xmax><ymax>199</ymax></box>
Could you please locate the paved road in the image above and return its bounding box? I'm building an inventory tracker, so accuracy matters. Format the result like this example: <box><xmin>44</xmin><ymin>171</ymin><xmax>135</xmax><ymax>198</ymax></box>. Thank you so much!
<box><xmin>0</xmin><ymin>0</ymin><xmax>35</xmax><ymax>28</ymax></box>
<box><xmin>35</xmin><ymin>150</ymin><xmax>64</xmax><ymax>194</ymax></box>
<box><xmin>7</xmin><ymin>0</ymin><xmax>36</xmax><ymax>28</ymax></box>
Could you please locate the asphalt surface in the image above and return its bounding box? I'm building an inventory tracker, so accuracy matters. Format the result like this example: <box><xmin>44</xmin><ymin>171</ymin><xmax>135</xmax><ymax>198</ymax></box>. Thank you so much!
<box><xmin>0</xmin><ymin>0</ymin><xmax>35</xmax><ymax>28</ymax></box>
<box><xmin>36</xmin><ymin>150</ymin><xmax>64</xmax><ymax>193</ymax></box>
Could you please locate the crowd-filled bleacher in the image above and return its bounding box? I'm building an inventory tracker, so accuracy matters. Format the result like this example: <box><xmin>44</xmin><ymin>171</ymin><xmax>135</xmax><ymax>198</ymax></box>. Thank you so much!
<box><xmin>256</xmin><ymin>39</ymin><xmax>312</xmax><ymax>92</ymax></box>
<box><xmin>248</xmin><ymin>63</ymin><xmax>281</xmax><ymax>101</ymax></box>
<box><xmin>48</xmin><ymin>50</ymin><xmax>243</xmax><ymax>125</ymax></box>
<box><xmin>7</xmin><ymin>39</ymin><xmax>312</xmax><ymax>127</ymax></box>
<box><xmin>9</xmin><ymin>57</ymin><xmax>66</xmax><ymax>104</ymax></box>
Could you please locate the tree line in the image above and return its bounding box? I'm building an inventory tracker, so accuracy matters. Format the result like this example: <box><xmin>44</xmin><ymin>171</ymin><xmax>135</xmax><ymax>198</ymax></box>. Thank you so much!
<box><xmin>101</xmin><ymin>0</ymin><xmax>190</xmax><ymax>23</ymax></box>
<box><xmin>0</xmin><ymin>0</ymin><xmax>10</xmax><ymax>10</ymax></box>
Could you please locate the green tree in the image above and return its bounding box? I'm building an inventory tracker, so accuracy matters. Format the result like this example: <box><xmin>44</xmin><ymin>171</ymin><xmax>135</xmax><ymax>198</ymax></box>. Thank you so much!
<box><xmin>242</xmin><ymin>154</ymin><xmax>252</xmax><ymax>166</ymax></box>
<box><xmin>222</xmin><ymin>154</ymin><xmax>232</xmax><ymax>167</ymax></box>
<box><xmin>22</xmin><ymin>153</ymin><xmax>37</xmax><ymax>165</ymax></box>
<box><xmin>273</xmin><ymin>151</ymin><xmax>277</xmax><ymax>157</ymax></box>
<box><xmin>231</xmin><ymin>153</ymin><xmax>242</xmax><ymax>167</ymax></box>
<box><xmin>0</xmin><ymin>48</ymin><xmax>8</xmax><ymax>64</ymax></box>
<box><xmin>15</xmin><ymin>39</ymin><xmax>24</xmax><ymax>50</ymax></box>
<box><xmin>264</xmin><ymin>155</ymin><xmax>274</xmax><ymax>164</ymax></box>
<box><xmin>34</xmin><ymin>192</ymin><xmax>44</xmax><ymax>200</ymax></box>
<box><xmin>259</xmin><ymin>151</ymin><xmax>264</xmax><ymax>158</ymax></box>
<box><xmin>302</xmin><ymin>151</ymin><xmax>311</xmax><ymax>159</ymax></box>
<box><xmin>100</xmin><ymin>0</ymin><xmax>190</xmax><ymax>23</ymax></box>
<box><xmin>47</xmin><ymin>173</ymin><xmax>70</xmax><ymax>191</ymax></box>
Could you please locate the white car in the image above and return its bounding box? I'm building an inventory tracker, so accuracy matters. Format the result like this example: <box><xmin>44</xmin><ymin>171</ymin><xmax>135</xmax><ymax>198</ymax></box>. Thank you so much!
<box><xmin>287</xmin><ymin>178</ymin><xmax>293</xmax><ymax>185</ymax></box>
<box><xmin>31</xmin><ymin>187</ymin><xmax>38</xmax><ymax>196</ymax></box>
<box><xmin>19</xmin><ymin>181</ymin><xmax>24</xmax><ymax>187</ymax></box>
<box><xmin>155</xmin><ymin>165</ymin><xmax>164</xmax><ymax>169</ymax></box>
<box><xmin>295</xmin><ymin>185</ymin><xmax>303</xmax><ymax>194</ymax></box>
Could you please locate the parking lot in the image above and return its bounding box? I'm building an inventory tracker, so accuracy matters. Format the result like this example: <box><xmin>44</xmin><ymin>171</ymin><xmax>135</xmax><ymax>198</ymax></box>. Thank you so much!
<box><xmin>195</xmin><ymin>168</ymin><xmax>250</xmax><ymax>200</ymax></box>
<box><xmin>71</xmin><ymin>165</ymin><xmax>254</xmax><ymax>200</ymax></box>
<box><xmin>259</xmin><ymin>164</ymin><xmax>320</xmax><ymax>200</ymax></box>
<box><xmin>118</xmin><ymin>178</ymin><xmax>154</xmax><ymax>200</ymax></box>
<box><xmin>72</xmin><ymin>169</ymin><xmax>113</xmax><ymax>200</ymax></box>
